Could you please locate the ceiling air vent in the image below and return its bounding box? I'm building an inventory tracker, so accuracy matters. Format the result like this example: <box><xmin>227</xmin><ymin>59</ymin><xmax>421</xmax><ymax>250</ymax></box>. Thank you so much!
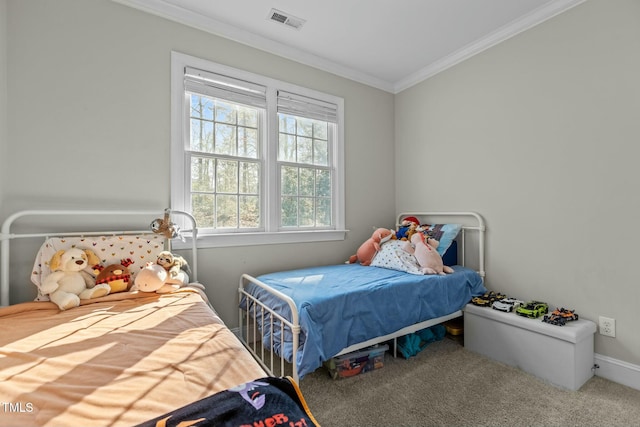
<box><xmin>267</xmin><ymin>8</ymin><xmax>306</xmax><ymax>30</ymax></box>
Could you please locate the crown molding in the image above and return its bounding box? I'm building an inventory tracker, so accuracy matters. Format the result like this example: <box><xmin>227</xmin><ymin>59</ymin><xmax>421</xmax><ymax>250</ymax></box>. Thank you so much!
<box><xmin>393</xmin><ymin>0</ymin><xmax>587</xmax><ymax>93</ymax></box>
<box><xmin>113</xmin><ymin>0</ymin><xmax>586</xmax><ymax>94</ymax></box>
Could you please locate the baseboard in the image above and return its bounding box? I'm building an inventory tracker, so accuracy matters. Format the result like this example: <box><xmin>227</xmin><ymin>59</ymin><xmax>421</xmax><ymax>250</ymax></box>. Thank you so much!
<box><xmin>594</xmin><ymin>353</ymin><xmax>640</xmax><ymax>391</ymax></box>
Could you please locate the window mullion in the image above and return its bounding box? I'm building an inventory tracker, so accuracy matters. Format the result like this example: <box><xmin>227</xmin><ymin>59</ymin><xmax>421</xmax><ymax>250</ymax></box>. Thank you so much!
<box><xmin>182</xmin><ymin>90</ymin><xmax>192</xmax><ymax>217</ymax></box>
<box><xmin>331</xmin><ymin>120</ymin><xmax>345</xmax><ymax>231</ymax></box>
<box><xmin>265</xmin><ymin>87</ymin><xmax>279</xmax><ymax>232</ymax></box>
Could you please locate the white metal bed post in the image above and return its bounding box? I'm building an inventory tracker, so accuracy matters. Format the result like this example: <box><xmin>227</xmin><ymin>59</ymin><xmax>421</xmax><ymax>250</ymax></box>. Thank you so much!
<box><xmin>239</xmin><ymin>273</ymin><xmax>301</xmax><ymax>383</ymax></box>
<box><xmin>167</xmin><ymin>209</ymin><xmax>199</xmax><ymax>283</ymax></box>
<box><xmin>0</xmin><ymin>212</ymin><xmax>18</xmax><ymax>306</ymax></box>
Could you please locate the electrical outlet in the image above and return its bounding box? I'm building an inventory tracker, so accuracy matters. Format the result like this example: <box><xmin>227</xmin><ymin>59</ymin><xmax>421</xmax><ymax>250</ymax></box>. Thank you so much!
<box><xmin>599</xmin><ymin>316</ymin><xmax>616</xmax><ymax>337</ymax></box>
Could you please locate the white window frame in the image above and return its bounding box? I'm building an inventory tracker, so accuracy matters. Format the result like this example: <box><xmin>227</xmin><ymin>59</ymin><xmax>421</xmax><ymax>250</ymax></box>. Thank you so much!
<box><xmin>171</xmin><ymin>51</ymin><xmax>346</xmax><ymax>248</ymax></box>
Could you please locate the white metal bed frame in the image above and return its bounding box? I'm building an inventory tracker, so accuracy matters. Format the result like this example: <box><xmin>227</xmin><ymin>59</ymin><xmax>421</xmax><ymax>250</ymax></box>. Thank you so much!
<box><xmin>0</xmin><ymin>209</ymin><xmax>199</xmax><ymax>307</ymax></box>
<box><xmin>238</xmin><ymin>212</ymin><xmax>486</xmax><ymax>383</ymax></box>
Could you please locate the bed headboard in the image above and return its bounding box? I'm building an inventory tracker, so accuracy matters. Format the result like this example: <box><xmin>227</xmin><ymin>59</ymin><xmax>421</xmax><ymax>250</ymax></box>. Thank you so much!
<box><xmin>0</xmin><ymin>209</ymin><xmax>198</xmax><ymax>307</ymax></box>
<box><xmin>396</xmin><ymin>211</ymin><xmax>486</xmax><ymax>281</ymax></box>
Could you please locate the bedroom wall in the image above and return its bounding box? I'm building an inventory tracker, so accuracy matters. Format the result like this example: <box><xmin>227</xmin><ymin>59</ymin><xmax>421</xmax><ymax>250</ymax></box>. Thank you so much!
<box><xmin>395</xmin><ymin>0</ymin><xmax>640</xmax><ymax>366</ymax></box>
<box><xmin>0</xmin><ymin>0</ymin><xmax>7</xmax><ymax>205</ymax></box>
<box><xmin>2</xmin><ymin>0</ymin><xmax>395</xmax><ymax>323</ymax></box>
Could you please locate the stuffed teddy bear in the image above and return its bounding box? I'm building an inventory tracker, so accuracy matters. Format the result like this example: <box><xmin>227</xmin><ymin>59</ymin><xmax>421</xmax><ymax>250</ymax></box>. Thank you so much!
<box><xmin>133</xmin><ymin>262</ymin><xmax>183</xmax><ymax>293</ymax></box>
<box><xmin>348</xmin><ymin>228</ymin><xmax>395</xmax><ymax>266</ymax></box>
<box><xmin>40</xmin><ymin>248</ymin><xmax>111</xmax><ymax>310</ymax></box>
<box><xmin>156</xmin><ymin>251</ymin><xmax>190</xmax><ymax>281</ymax></box>
<box><xmin>94</xmin><ymin>258</ymin><xmax>134</xmax><ymax>293</ymax></box>
<box><xmin>403</xmin><ymin>233</ymin><xmax>454</xmax><ymax>275</ymax></box>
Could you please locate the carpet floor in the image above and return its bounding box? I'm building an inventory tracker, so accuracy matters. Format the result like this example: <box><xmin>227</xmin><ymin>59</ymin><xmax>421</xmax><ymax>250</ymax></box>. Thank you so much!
<box><xmin>299</xmin><ymin>338</ymin><xmax>640</xmax><ymax>427</ymax></box>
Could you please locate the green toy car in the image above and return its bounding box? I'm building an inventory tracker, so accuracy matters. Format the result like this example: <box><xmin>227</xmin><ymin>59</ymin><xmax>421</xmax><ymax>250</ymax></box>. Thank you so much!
<box><xmin>515</xmin><ymin>301</ymin><xmax>549</xmax><ymax>318</ymax></box>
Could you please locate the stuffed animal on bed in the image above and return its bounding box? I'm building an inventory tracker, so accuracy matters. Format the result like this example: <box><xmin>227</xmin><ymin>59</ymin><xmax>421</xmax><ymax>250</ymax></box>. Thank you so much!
<box><xmin>402</xmin><ymin>233</ymin><xmax>454</xmax><ymax>275</ymax></box>
<box><xmin>348</xmin><ymin>228</ymin><xmax>395</xmax><ymax>266</ymax></box>
<box><xmin>156</xmin><ymin>251</ymin><xmax>190</xmax><ymax>281</ymax></box>
<box><xmin>396</xmin><ymin>216</ymin><xmax>420</xmax><ymax>240</ymax></box>
<box><xmin>150</xmin><ymin>210</ymin><xmax>180</xmax><ymax>239</ymax></box>
<box><xmin>40</xmin><ymin>248</ymin><xmax>111</xmax><ymax>310</ymax></box>
<box><xmin>94</xmin><ymin>258</ymin><xmax>134</xmax><ymax>293</ymax></box>
<box><xmin>133</xmin><ymin>262</ymin><xmax>184</xmax><ymax>293</ymax></box>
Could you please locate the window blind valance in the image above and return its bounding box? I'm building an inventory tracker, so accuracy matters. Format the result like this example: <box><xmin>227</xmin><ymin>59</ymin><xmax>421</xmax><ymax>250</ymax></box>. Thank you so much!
<box><xmin>184</xmin><ymin>66</ymin><xmax>267</xmax><ymax>109</ymax></box>
<box><xmin>277</xmin><ymin>90</ymin><xmax>338</xmax><ymax>123</ymax></box>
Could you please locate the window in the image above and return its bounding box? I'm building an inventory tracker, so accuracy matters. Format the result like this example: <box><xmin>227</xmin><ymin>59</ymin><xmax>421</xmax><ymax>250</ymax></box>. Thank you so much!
<box><xmin>171</xmin><ymin>52</ymin><xmax>346</xmax><ymax>247</ymax></box>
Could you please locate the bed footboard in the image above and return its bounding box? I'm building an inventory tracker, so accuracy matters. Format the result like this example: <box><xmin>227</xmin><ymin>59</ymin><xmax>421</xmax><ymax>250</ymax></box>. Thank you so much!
<box><xmin>238</xmin><ymin>274</ymin><xmax>301</xmax><ymax>383</ymax></box>
<box><xmin>238</xmin><ymin>275</ymin><xmax>465</xmax><ymax>384</ymax></box>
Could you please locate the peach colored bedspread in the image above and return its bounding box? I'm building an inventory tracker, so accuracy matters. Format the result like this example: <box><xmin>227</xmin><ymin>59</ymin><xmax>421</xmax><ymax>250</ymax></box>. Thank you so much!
<box><xmin>0</xmin><ymin>287</ymin><xmax>266</xmax><ymax>427</ymax></box>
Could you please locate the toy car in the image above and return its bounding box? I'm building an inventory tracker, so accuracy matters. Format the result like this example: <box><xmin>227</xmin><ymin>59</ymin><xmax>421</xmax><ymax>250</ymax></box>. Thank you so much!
<box><xmin>552</xmin><ymin>307</ymin><xmax>579</xmax><ymax>321</ymax></box>
<box><xmin>471</xmin><ymin>291</ymin><xmax>506</xmax><ymax>307</ymax></box>
<box><xmin>543</xmin><ymin>307</ymin><xmax>578</xmax><ymax>326</ymax></box>
<box><xmin>542</xmin><ymin>314</ymin><xmax>567</xmax><ymax>326</ymax></box>
<box><xmin>515</xmin><ymin>301</ymin><xmax>548</xmax><ymax>318</ymax></box>
<box><xmin>492</xmin><ymin>298</ymin><xmax>524</xmax><ymax>312</ymax></box>
<box><xmin>471</xmin><ymin>296</ymin><xmax>491</xmax><ymax>307</ymax></box>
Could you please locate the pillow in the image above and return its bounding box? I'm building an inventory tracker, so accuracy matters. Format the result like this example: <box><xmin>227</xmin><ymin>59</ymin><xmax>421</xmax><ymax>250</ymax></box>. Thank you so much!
<box><xmin>370</xmin><ymin>240</ymin><xmax>424</xmax><ymax>275</ymax></box>
<box><xmin>31</xmin><ymin>234</ymin><xmax>165</xmax><ymax>300</ymax></box>
<box><xmin>442</xmin><ymin>240</ymin><xmax>458</xmax><ymax>266</ymax></box>
<box><xmin>419</xmin><ymin>224</ymin><xmax>462</xmax><ymax>256</ymax></box>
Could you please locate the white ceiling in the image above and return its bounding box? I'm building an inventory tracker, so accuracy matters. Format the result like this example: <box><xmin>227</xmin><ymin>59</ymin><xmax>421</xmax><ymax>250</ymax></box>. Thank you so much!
<box><xmin>114</xmin><ymin>0</ymin><xmax>585</xmax><ymax>93</ymax></box>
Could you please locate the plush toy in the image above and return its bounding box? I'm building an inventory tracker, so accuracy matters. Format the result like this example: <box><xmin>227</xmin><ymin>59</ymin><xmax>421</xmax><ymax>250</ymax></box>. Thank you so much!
<box><xmin>95</xmin><ymin>258</ymin><xmax>134</xmax><ymax>293</ymax></box>
<box><xmin>40</xmin><ymin>248</ymin><xmax>111</xmax><ymax>310</ymax></box>
<box><xmin>396</xmin><ymin>216</ymin><xmax>420</xmax><ymax>240</ymax></box>
<box><xmin>156</xmin><ymin>251</ymin><xmax>190</xmax><ymax>282</ymax></box>
<box><xmin>133</xmin><ymin>262</ymin><xmax>183</xmax><ymax>293</ymax></box>
<box><xmin>403</xmin><ymin>233</ymin><xmax>454</xmax><ymax>275</ymax></box>
<box><xmin>150</xmin><ymin>210</ymin><xmax>180</xmax><ymax>239</ymax></box>
<box><xmin>348</xmin><ymin>228</ymin><xmax>395</xmax><ymax>266</ymax></box>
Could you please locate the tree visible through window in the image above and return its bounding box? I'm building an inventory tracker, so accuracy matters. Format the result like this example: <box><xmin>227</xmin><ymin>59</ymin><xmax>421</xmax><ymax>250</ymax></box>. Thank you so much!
<box><xmin>278</xmin><ymin>114</ymin><xmax>331</xmax><ymax>228</ymax></box>
<box><xmin>189</xmin><ymin>95</ymin><xmax>260</xmax><ymax>229</ymax></box>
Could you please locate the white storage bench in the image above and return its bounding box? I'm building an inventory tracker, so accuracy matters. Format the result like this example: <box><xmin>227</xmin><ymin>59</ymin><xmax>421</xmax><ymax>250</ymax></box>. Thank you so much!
<box><xmin>463</xmin><ymin>303</ymin><xmax>597</xmax><ymax>390</ymax></box>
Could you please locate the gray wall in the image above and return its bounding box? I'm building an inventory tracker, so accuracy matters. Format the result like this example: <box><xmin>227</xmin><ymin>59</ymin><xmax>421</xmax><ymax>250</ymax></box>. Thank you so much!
<box><xmin>395</xmin><ymin>0</ymin><xmax>640</xmax><ymax>365</ymax></box>
<box><xmin>1</xmin><ymin>0</ymin><xmax>395</xmax><ymax>324</ymax></box>
<box><xmin>0</xmin><ymin>0</ymin><xmax>7</xmax><ymax>205</ymax></box>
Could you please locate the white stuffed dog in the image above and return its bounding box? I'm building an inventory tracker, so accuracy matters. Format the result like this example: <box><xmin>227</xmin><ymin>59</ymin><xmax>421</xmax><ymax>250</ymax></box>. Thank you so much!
<box><xmin>40</xmin><ymin>248</ymin><xmax>111</xmax><ymax>310</ymax></box>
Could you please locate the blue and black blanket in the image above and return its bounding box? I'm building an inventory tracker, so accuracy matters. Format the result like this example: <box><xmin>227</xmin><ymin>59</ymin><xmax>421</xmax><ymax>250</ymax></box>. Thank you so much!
<box><xmin>136</xmin><ymin>376</ymin><xmax>319</xmax><ymax>427</ymax></box>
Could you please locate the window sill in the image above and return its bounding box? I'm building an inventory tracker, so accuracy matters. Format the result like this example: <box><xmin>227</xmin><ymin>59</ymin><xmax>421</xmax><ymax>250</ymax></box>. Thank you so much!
<box><xmin>172</xmin><ymin>229</ymin><xmax>348</xmax><ymax>250</ymax></box>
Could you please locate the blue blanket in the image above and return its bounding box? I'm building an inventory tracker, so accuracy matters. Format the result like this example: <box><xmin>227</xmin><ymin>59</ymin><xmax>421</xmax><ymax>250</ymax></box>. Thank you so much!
<box><xmin>243</xmin><ymin>264</ymin><xmax>486</xmax><ymax>378</ymax></box>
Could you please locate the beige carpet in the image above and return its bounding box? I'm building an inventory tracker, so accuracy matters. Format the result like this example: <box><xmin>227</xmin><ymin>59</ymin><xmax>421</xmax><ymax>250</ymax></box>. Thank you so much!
<box><xmin>299</xmin><ymin>338</ymin><xmax>640</xmax><ymax>427</ymax></box>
